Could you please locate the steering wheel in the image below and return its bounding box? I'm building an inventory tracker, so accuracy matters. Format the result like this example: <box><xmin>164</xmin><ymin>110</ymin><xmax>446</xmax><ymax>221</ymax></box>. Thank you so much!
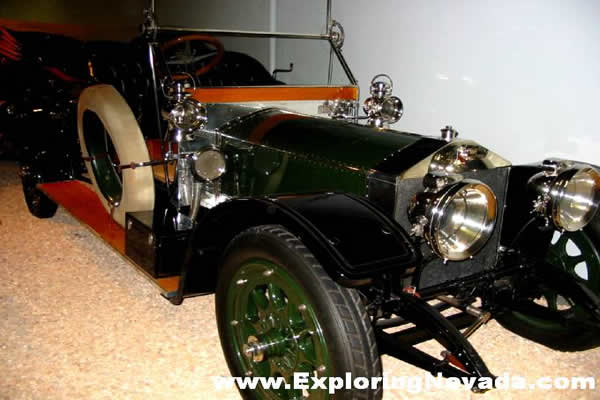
<box><xmin>160</xmin><ymin>35</ymin><xmax>224</xmax><ymax>81</ymax></box>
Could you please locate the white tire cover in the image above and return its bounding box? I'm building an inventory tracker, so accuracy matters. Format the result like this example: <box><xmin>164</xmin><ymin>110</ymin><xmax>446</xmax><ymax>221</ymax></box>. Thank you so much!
<box><xmin>77</xmin><ymin>84</ymin><xmax>154</xmax><ymax>226</ymax></box>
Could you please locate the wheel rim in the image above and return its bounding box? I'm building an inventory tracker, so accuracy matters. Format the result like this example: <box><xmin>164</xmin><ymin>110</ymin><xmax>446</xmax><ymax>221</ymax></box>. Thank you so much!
<box><xmin>546</xmin><ymin>231</ymin><xmax>600</xmax><ymax>289</ymax></box>
<box><xmin>82</xmin><ymin>111</ymin><xmax>122</xmax><ymax>206</ymax></box>
<box><xmin>513</xmin><ymin>230</ymin><xmax>600</xmax><ymax>330</ymax></box>
<box><xmin>226</xmin><ymin>258</ymin><xmax>330</xmax><ymax>400</ymax></box>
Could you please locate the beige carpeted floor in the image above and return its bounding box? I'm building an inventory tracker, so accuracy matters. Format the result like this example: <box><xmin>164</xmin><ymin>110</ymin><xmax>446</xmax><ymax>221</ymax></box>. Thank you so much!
<box><xmin>0</xmin><ymin>160</ymin><xmax>598</xmax><ymax>400</ymax></box>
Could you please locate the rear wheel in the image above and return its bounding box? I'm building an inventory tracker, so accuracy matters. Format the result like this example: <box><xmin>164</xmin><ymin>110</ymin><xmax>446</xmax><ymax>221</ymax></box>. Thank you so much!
<box><xmin>216</xmin><ymin>225</ymin><xmax>382</xmax><ymax>400</ymax></box>
<box><xmin>19</xmin><ymin>165</ymin><xmax>57</xmax><ymax>218</ymax></box>
<box><xmin>498</xmin><ymin>230</ymin><xmax>600</xmax><ymax>351</ymax></box>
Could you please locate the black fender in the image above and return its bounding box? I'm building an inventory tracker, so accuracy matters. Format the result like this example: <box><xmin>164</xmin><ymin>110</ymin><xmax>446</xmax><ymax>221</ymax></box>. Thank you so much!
<box><xmin>178</xmin><ymin>192</ymin><xmax>419</xmax><ymax>298</ymax></box>
<box><xmin>18</xmin><ymin>110</ymin><xmax>79</xmax><ymax>183</ymax></box>
<box><xmin>12</xmin><ymin>67</ymin><xmax>85</xmax><ymax>179</ymax></box>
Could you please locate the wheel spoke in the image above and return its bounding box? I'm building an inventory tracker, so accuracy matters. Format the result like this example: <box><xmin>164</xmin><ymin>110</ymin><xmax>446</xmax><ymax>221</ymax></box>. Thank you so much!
<box><xmin>245</xmin><ymin>296</ymin><xmax>260</xmax><ymax>323</ymax></box>
<box><xmin>239</xmin><ymin>319</ymin><xmax>258</xmax><ymax>339</ymax></box>
<box><xmin>267</xmin><ymin>283</ymin><xmax>287</xmax><ymax>310</ymax></box>
<box><xmin>294</xmin><ymin>362</ymin><xmax>322</xmax><ymax>399</ymax></box>
<box><xmin>269</xmin><ymin>367</ymin><xmax>303</xmax><ymax>400</ymax></box>
<box><xmin>250</xmin><ymin>286</ymin><xmax>269</xmax><ymax>312</ymax></box>
<box><xmin>555</xmin><ymin>233</ymin><xmax>570</xmax><ymax>254</ymax></box>
<box><xmin>286</xmin><ymin>299</ymin><xmax>305</xmax><ymax>328</ymax></box>
<box><xmin>294</xmin><ymin>328</ymin><xmax>313</xmax><ymax>341</ymax></box>
<box><xmin>298</xmin><ymin>334</ymin><xmax>318</xmax><ymax>366</ymax></box>
<box><xmin>249</xmin><ymin>356</ymin><xmax>272</xmax><ymax>377</ymax></box>
<box><xmin>280</xmin><ymin>348</ymin><xmax>297</xmax><ymax>371</ymax></box>
<box><xmin>544</xmin><ymin>291</ymin><xmax>558</xmax><ymax>311</ymax></box>
<box><xmin>566</xmin><ymin>255</ymin><xmax>586</xmax><ymax>270</ymax></box>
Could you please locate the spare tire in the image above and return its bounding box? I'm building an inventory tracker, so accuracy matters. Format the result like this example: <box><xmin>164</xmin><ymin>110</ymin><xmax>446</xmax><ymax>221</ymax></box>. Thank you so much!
<box><xmin>77</xmin><ymin>84</ymin><xmax>154</xmax><ymax>226</ymax></box>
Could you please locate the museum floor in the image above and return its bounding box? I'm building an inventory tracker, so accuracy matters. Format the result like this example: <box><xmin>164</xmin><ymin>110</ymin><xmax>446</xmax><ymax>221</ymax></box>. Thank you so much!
<box><xmin>1</xmin><ymin>160</ymin><xmax>598</xmax><ymax>399</ymax></box>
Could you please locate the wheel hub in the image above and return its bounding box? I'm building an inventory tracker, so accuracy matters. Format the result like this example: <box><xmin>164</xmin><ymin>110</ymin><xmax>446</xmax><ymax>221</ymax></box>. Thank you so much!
<box><xmin>227</xmin><ymin>259</ymin><xmax>332</xmax><ymax>398</ymax></box>
<box><xmin>243</xmin><ymin>330</ymin><xmax>290</xmax><ymax>363</ymax></box>
<box><xmin>243</xmin><ymin>335</ymin><xmax>266</xmax><ymax>363</ymax></box>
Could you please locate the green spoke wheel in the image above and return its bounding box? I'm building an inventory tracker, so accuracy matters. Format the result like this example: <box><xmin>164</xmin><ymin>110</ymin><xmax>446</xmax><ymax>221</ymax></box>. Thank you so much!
<box><xmin>498</xmin><ymin>229</ymin><xmax>600</xmax><ymax>351</ymax></box>
<box><xmin>230</xmin><ymin>261</ymin><xmax>329</xmax><ymax>396</ymax></box>
<box><xmin>216</xmin><ymin>225</ymin><xmax>382</xmax><ymax>400</ymax></box>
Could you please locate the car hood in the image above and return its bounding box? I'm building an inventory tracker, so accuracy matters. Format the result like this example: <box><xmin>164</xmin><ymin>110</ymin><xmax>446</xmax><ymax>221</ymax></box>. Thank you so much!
<box><xmin>219</xmin><ymin>108</ymin><xmax>446</xmax><ymax>173</ymax></box>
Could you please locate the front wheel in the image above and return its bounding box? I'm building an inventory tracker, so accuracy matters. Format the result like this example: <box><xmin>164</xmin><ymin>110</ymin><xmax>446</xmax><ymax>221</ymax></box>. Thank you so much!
<box><xmin>497</xmin><ymin>229</ymin><xmax>600</xmax><ymax>351</ymax></box>
<box><xmin>216</xmin><ymin>225</ymin><xmax>382</xmax><ymax>400</ymax></box>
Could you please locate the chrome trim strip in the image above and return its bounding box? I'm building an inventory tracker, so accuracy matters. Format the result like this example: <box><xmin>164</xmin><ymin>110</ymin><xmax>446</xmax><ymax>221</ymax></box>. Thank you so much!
<box><xmin>326</xmin><ymin>0</ymin><xmax>332</xmax><ymax>30</ymax></box>
<box><xmin>157</xmin><ymin>26</ymin><xmax>329</xmax><ymax>40</ymax></box>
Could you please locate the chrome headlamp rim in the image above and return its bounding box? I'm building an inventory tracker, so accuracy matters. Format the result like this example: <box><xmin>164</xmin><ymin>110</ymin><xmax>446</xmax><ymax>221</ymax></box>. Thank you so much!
<box><xmin>191</xmin><ymin>145</ymin><xmax>226</xmax><ymax>182</ymax></box>
<box><xmin>549</xmin><ymin>166</ymin><xmax>600</xmax><ymax>232</ymax></box>
<box><xmin>426</xmin><ymin>179</ymin><xmax>497</xmax><ymax>261</ymax></box>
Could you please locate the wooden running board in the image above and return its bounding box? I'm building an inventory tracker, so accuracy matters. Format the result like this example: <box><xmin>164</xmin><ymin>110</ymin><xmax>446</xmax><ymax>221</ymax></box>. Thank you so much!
<box><xmin>38</xmin><ymin>181</ymin><xmax>180</xmax><ymax>295</ymax></box>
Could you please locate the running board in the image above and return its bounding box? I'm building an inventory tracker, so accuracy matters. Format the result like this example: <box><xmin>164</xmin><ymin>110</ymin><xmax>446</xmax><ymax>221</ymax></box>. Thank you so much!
<box><xmin>37</xmin><ymin>181</ymin><xmax>180</xmax><ymax>296</ymax></box>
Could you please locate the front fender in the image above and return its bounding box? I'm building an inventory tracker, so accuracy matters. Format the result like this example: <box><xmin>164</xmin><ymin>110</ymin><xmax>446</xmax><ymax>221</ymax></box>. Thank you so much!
<box><xmin>179</xmin><ymin>193</ymin><xmax>419</xmax><ymax>297</ymax></box>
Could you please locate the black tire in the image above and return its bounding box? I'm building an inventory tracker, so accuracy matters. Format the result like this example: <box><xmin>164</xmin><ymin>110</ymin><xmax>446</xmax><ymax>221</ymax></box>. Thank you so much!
<box><xmin>216</xmin><ymin>225</ymin><xmax>382</xmax><ymax>400</ymax></box>
<box><xmin>497</xmin><ymin>308</ymin><xmax>600</xmax><ymax>352</ymax></box>
<box><xmin>497</xmin><ymin>229</ymin><xmax>600</xmax><ymax>351</ymax></box>
<box><xmin>20</xmin><ymin>166</ymin><xmax>57</xmax><ymax>218</ymax></box>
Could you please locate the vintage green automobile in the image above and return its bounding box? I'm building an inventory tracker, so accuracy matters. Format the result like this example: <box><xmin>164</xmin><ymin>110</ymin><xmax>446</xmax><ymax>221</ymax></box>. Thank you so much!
<box><xmin>16</xmin><ymin>5</ymin><xmax>600</xmax><ymax>400</ymax></box>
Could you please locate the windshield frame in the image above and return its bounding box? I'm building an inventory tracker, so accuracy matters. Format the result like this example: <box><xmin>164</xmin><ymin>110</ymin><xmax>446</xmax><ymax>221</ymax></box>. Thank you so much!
<box><xmin>154</xmin><ymin>26</ymin><xmax>357</xmax><ymax>86</ymax></box>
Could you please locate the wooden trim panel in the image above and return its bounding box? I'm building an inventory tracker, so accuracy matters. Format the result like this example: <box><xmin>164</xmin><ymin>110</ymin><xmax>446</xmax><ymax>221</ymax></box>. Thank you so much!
<box><xmin>156</xmin><ymin>277</ymin><xmax>180</xmax><ymax>293</ymax></box>
<box><xmin>38</xmin><ymin>181</ymin><xmax>125</xmax><ymax>253</ymax></box>
<box><xmin>189</xmin><ymin>86</ymin><xmax>359</xmax><ymax>103</ymax></box>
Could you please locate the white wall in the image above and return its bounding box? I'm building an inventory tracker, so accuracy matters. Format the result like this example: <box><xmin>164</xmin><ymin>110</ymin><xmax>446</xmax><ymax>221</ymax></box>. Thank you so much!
<box><xmin>276</xmin><ymin>0</ymin><xmax>327</xmax><ymax>34</ymax></box>
<box><xmin>157</xmin><ymin>0</ymin><xmax>273</xmax><ymax>68</ymax></box>
<box><xmin>157</xmin><ymin>0</ymin><xmax>271</xmax><ymax>31</ymax></box>
<box><xmin>330</xmin><ymin>0</ymin><xmax>600</xmax><ymax>165</ymax></box>
<box><xmin>136</xmin><ymin>0</ymin><xmax>600</xmax><ymax>165</ymax></box>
